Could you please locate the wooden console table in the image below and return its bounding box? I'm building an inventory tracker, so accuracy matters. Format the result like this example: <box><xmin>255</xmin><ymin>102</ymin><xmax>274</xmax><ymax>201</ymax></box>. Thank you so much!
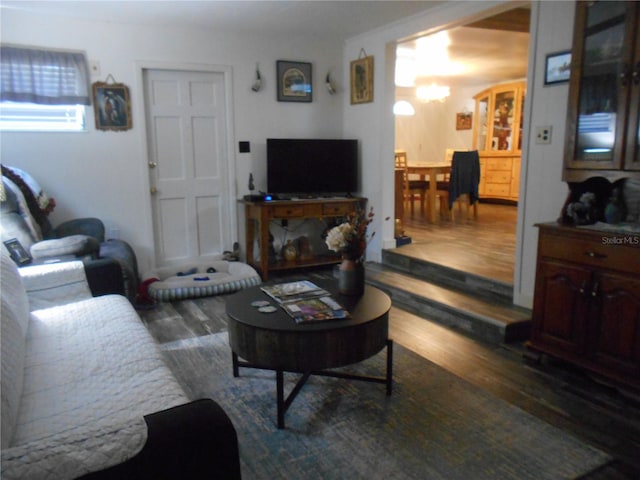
<box><xmin>241</xmin><ymin>197</ymin><xmax>365</xmax><ymax>280</ymax></box>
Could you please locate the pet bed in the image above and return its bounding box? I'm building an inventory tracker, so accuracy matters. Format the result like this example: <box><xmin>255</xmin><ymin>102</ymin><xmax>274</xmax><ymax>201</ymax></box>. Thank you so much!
<box><xmin>143</xmin><ymin>261</ymin><xmax>261</xmax><ymax>301</ymax></box>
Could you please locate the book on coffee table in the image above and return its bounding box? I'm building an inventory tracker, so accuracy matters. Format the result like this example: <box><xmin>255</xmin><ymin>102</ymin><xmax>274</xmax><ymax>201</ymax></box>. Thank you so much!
<box><xmin>281</xmin><ymin>295</ymin><xmax>350</xmax><ymax>324</ymax></box>
<box><xmin>261</xmin><ymin>280</ymin><xmax>349</xmax><ymax>323</ymax></box>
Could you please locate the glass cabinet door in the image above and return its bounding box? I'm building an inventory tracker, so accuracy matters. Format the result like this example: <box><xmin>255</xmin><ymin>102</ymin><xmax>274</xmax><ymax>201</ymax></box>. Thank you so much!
<box><xmin>567</xmin><ymin>1</ymin><xmax>635</xmax><ymax>169</ymax></box>
<box><xmin>491</xmin><ymin>88</ymin><xmax>516</xmax><ymax>152</ymax></box>
<box><xmin>475</xmin><ymin>94</ymin><xmax>489</xmax><ymax>151</ymax></box>
<box><xmin>624</xmin><ymin>5</ymin><xmax>640</xmax><ymax>171</ymax></box>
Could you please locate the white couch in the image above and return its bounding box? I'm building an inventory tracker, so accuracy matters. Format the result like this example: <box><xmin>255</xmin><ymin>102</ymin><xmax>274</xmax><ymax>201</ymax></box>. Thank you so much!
<box><xmin>1</xmin><ymin>250</ymin><xmax>241</xmax><ymax>479</ymax></box>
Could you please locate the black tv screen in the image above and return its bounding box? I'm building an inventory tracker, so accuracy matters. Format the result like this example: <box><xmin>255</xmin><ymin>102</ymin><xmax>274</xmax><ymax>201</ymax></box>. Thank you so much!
<box><xmin>267</xmin><ymin>138</ymin><xmax>358</xmax><ymax>196</ymax></box>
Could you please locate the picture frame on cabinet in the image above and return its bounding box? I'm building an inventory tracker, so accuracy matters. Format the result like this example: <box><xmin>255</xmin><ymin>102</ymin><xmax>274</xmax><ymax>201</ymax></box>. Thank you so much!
<box><xmin>544</xmin><ymin>51</ymin><xmax>571</xmax><ymax>85</ymax></box>
<box><xmin>277</xmin><ymin>60</ymin><xmax>312</xmax><ymax>102</ymax></box>
<box><xmin>3</xmin><ymin>238</ymin><xmax>31</xmax><ymax>265</ymax></box>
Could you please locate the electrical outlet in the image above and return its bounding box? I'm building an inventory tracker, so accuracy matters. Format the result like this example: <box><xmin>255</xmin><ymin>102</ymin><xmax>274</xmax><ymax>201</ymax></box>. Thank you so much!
<box><xmin>535</xmin><ymin>126</ymin><xmax>552</xmax><ymax>144</ymax></box>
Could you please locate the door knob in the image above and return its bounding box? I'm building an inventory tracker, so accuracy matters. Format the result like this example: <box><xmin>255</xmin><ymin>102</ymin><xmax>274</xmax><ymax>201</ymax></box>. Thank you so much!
<box><xmin>150</xmin><ymin>187</ymin><xmax>157</xmax><ymax>194</ymax></box>
<box><xmin>148</xmin><ymin>161</ymin><xmax>157</xmax><ymax>169</ymax></box>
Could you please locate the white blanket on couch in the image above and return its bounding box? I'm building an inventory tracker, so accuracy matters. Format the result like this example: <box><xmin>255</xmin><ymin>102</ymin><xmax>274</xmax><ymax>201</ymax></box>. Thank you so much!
<box><xmin>1</xmin><ymin>295</ymin><xmax>188</xmax><ymax>480</ymax></box>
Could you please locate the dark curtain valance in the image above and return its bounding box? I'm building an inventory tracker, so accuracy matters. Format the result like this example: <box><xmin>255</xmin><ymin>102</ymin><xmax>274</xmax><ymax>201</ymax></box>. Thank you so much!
<box><xmin>0</xmin><ymin>45</ymin><xmax>90</xmax><ymax>105</ymax></box>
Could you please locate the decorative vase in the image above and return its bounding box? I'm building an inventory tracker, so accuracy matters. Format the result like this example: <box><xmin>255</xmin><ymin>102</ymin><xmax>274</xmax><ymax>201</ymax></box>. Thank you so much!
<box><xmin>338</xmin><ymin>257</ymin><xmax>365</xmax><ymax>296</ymax></box>
<box><xmin>282</xmin><ymin>240</ymin><xmax>297</xmax><ymax>262</ymax></box>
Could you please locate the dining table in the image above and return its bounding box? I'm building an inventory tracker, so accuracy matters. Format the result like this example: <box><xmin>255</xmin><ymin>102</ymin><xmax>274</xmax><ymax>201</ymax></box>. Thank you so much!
<box><xmin>406</xmin><ymin>163</ymin><xmax>452</xmax><ymax>224</ymax></box>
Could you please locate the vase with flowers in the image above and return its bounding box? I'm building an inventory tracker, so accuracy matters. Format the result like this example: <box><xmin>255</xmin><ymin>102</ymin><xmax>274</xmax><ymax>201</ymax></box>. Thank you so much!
<box><xmin>325</xmin><ymin>206</ymin><xmax>375</xmax><ymax>295</ymax></box>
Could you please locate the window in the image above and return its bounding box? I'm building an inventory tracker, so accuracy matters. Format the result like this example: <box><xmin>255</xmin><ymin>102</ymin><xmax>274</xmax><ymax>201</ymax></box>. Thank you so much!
<box><xmin>0</xmin><ymin>102</ymin><xmax>86</xmax><ymax>131</ymax></box>
<box><xmin>0</xmin><ymin>45</ymin><xmax>90</xmax><ymax>132</ymax></box>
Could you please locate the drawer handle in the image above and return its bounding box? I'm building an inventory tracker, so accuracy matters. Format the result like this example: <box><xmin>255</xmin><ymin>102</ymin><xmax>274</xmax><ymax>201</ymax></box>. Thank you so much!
<box><xmin>585</xmin><ymin>251</ymin><xmax>607</xmax><ymax>259</ymax></box>
<box><xmin>579</xmin><ymin>280</ymin><xmax>587</xmax><ymax>296</ymax></box>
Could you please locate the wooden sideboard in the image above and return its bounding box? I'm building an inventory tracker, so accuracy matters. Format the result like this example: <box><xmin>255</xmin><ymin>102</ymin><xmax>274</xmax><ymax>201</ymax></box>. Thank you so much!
<box><xmin>241</xmin><ymin>197</ymin><xmax>365</xmax><ymax>280</ymax></box>
<box><xmin>528</xmin><ymin>223</ymin><xmax>640</xmax><ymax>390</ymax></box>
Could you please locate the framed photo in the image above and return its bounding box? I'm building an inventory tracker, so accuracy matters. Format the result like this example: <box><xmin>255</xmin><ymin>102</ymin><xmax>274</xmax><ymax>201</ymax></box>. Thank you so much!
<box><xmin>456</xmin><ymin>112</ymin><xmax>472</xmax><ymax>130</ymax></box>
<box><xmin>350</xmin><ymin>55</ymin><xmax>374</xmax><ymax>104</ymax></box>
<box><xmin>544</xmin><ymin>51</ymin><xmax>571</xmax><ymax>85</ymax></box>
<box><xmin>277</xmin><ymin>60</ymin><xmax>312</xmax><ymax>102</ymax></box>
<box><xmin>92</xmin><ymin>82</ymin><xmax>132</xmax><ymax>131</ymax></box>
<box><xmin>4</xmin><ymin>238</ymin><xmax>32</xmax><ymax>265</ymax></box>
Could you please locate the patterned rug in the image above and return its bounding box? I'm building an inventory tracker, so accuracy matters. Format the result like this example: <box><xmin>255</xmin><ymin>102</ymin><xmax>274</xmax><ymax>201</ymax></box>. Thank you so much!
<box><xmin>158</xmin><ymin>332</ymin><xmax>611</xmax><ymax>479</ymax></box>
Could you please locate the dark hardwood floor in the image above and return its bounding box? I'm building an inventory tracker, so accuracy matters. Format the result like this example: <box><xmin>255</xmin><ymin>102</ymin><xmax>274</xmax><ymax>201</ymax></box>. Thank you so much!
<box><xmin>397</xmin><ymin>200</ymin><xmax>518</xmax><ymax>285</ymax></box>
<box><xmin>140</xmin><ymin>200</ymin><xmax>640</xmax><ymax>478</ymax></box>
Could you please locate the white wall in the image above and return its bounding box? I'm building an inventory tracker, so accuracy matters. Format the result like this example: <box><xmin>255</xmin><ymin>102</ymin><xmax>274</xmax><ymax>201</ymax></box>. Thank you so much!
<box><xmin>0</xmin><ymin>9</ymin><xmax>344</xmax><ymax>272</ymax></box>
<box><xmin>2</xmin><ymin>1</ymin><xmax>577</xmax><ymax>308</ymax></box>
<box><xmin>395</xmin><ymin>83</ymin><xmax>489</xmax><ymax>164</ymax></box>
<box><xmin>344</xmin><ymin>0</ymin><xmax>576</xmax><ymax>308</ymax></box>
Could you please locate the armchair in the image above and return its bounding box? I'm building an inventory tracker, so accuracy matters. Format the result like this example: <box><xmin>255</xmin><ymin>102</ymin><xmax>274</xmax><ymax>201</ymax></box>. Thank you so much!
<box><xmin>0</xmin><ymin>165</ymin><xmax>139</xmax><ymax>303</ymax></box>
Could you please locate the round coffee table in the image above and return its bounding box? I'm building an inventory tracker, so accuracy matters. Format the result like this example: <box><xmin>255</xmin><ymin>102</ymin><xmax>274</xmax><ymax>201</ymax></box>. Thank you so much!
<box><xmin>226</xmin><ymin>280</ymin><xmax>392</xmax><ymax>428</ymax></box>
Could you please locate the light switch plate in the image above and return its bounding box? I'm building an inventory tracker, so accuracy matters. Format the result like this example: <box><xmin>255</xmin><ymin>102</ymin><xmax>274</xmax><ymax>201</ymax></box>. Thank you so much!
<box><xmin>536</xmin><ymin>126</ymin><xmax>552</xmax><ymax>144</ymax></box>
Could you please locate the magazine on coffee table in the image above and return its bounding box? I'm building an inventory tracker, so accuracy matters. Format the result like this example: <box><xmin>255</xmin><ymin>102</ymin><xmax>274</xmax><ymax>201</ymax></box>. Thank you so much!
<box><xmin>260</xmin><ymin>280</ymin><xmax>329</xmax><ymax>304</ymax></box>
<box><xmin>281</xmin><ymin>295</ymin><xmax>350</xmax><ymax>324</ymax></box>
<box><xmin>261</xmin><ymin>280</ymin><xmax>349</xmax><ymax>324</ymax></box>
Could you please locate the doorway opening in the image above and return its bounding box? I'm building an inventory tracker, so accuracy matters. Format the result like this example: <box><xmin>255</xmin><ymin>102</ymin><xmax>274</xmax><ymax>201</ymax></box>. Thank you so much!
<box><xmin>393</xmin><ymin>6</ymin><xmax>530</xmax><ymax>286</ymax></box>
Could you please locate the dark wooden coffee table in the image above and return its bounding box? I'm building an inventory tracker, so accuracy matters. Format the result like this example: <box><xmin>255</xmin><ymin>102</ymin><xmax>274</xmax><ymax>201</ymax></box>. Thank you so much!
<box><xmin>226</xmin><ymin>281</ymin><xmax>393</xmax><ymax>428</ymax></box>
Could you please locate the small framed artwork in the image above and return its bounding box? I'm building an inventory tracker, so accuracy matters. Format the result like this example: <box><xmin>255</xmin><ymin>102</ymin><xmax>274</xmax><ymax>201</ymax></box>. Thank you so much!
<box><xmin>456</xmin><ymin>112</ymin><xmax>473</xmax><ymax>130</ymax></box>
<box><xmin>4</xmin><ymin>238</ymin><xmax>32</xmax><ymax>265</ymax></box>
<box><xmin>544</xmin><ymin>51</ymin><xmax>571</xmax><ymax>85</ymax></box>
<box><xmin>92</xmin><ymin>81</ymin><xmax>132</xmax><ymax>131</ymax></box>
<box><xmin>350</xmin><ymin>55</ymin><xmax>374</xmax><ymax>104</ymax></box>
<box><xmin>277</xmin><ymin>60</ymin><xmax>312</xmax><ymax>102</ymax></box>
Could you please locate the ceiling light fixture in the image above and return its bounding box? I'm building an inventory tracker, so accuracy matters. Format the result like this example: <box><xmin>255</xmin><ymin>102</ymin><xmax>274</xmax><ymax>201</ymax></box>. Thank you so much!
<box><xmin>393</xmin><ymin>100</ymin><xmax>415</xmax><ymax>116</ymax></box>
<box><xmin>416</xmin><ymin>84</ymin><xmax>450</xmax><ymax>103</ymax></box>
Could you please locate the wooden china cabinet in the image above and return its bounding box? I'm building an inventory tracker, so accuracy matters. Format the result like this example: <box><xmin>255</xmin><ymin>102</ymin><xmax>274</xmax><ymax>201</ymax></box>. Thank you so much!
<box><xmin>472</xmin><ymin>81</ymin><xmax>526</xmax><ymax>202</ymax></box>
<box><xmin>528</xmin><ymin>1</ymin><xmax>640</xmax><ymax>391</ymax></box>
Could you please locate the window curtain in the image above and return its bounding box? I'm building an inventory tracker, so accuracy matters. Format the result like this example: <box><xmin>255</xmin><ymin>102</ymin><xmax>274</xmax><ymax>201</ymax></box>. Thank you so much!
<box><xmin>0</xmin><ymin>45</ymin><xmax>91</xmax><ymax>105</ymax></box>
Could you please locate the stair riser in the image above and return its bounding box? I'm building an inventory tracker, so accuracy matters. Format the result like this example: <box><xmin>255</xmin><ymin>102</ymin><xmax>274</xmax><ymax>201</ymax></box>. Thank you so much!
<box><xmin>382</xmin><ymin>250</ymin><xmax>513</xmax><ymax>303</ymax></box>
<box><xmin>368</xmin><ymin>278</ymin><xmax>506</xmax><ymax>344</ymax></box>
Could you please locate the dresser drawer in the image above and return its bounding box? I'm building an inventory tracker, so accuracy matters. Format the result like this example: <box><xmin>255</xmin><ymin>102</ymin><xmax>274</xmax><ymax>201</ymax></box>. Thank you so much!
<box><xmin>273</xmin><ymin>205</ymin><xmax>305</xmax><ymax>217</ymax></box>
<box><xmin>486</xmin><ymin>158</ymin><xmax>512</xmax><ymax>170</ymax></box>
<box><xmin>539</xmin><ymin>229</ymin><xmax>640</xmax><ymax>274</ymax></box>
<box><xmin>485</xmin><ymin>171</ymin><xmax>511</xmax><ymax>183</ymax></box>
<box><xmin>485</xmin><ymin>183</ymin><xmax>510</xmax><ymax>196</ymax></box>
<box><xmin>322</xmin><ymin>202</ymin><xmax>354</xmax><ymax>216</ymax></box>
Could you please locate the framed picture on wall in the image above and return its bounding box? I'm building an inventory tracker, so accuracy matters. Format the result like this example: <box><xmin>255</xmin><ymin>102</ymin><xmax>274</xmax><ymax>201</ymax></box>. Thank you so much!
<box><xmin>277</xmin><ymin>60</ymin><xmax>312</xmax><ymax>102</ymax></box>
<box><xmin>92</xmin><ymin>81</ymin><xmax>132</xmax><ymax>131</ymax></box>
<box><xmin>456</xmin><ymin>112</ymin><xmax>472</xmax><ymax>130</ymax></box>
<box><xmin>350</xmin><ymin>55</ymin><xmax>374</xmax><ymax>105</ymax></box>
<box><xmin>544</xmin><ymin>51</ymin><xmax>571</xmax><ymax>85</ymax></box>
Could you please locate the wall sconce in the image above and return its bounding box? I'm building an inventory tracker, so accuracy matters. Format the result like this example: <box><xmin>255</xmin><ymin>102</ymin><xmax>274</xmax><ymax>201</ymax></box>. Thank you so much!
<box><xmin>325</xmin><ymin>71</ymin><xmax>336</xmax><ymax>94</ymax></box>
<box><xmin>251</xmin><ymin>64</ymin><xmax>262</xmax><ymax>92</ymax></box>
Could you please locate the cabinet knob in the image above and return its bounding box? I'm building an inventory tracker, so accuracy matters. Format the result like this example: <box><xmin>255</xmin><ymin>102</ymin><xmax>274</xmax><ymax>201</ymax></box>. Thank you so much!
<box><xmin>633</xmin><ymin>62</ymin><xmax>640</xmax><ymax>85</ymax></box>
<box><xmin>148</xmin><ymin>161</ymin><xmax>157</xmax><ymax>169</ymax></box>
<box><xmin>150</xmin><ymin>187</ymin><xmax>157</xmax><ymax>194</ymax></box>
<box><xmin>591</xmin><ymin>281</ymin><xmax>599</xmax><ymax>298</ymax></box>
<box><xmin>579</xmin><ymin>280</ymin><xmax>587</xmax><ymax>296</ymax></box>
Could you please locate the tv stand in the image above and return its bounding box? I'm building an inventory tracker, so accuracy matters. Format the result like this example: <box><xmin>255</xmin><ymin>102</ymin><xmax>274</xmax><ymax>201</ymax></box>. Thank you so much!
<box><xmin>241</xmin><ymin>197</ymin><xmax>365</xmax><ymax>280</ymax></box>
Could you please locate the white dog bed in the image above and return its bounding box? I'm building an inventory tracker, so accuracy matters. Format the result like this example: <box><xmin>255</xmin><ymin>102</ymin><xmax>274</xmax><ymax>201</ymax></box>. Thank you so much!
<box><xmin>143</xmin><ymin>261</ymin><xmax>261</xmax><ymax>301</ymax></box>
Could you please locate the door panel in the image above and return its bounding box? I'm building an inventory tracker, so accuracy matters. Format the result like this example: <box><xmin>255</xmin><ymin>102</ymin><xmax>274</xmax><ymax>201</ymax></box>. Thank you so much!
<box><xmin>144</xmin><ymin>68</ymin><xmax>231</xmax><ymax>268</ymax></box>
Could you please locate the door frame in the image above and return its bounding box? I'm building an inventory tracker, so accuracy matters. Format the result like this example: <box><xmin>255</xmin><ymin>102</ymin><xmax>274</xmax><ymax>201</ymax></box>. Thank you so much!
<box><xmin>134</xmin><ymin>61</ymin><xmax>237</xmax><ymax>271</ymax></box>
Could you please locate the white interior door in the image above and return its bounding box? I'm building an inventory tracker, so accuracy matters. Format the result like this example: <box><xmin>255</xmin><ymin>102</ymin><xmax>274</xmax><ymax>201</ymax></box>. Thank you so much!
<box><xmin>143</xmin><ymin>68</ymin><xmax>232</xmax><ymax>268</ymax></box>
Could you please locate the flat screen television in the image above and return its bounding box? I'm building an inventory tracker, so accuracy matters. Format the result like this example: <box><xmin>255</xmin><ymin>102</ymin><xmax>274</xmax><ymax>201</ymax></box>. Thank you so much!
<box><xmin>267</xmin><ymin>138</ymin><xmax>358</xmax><ymax>196</ymax></box>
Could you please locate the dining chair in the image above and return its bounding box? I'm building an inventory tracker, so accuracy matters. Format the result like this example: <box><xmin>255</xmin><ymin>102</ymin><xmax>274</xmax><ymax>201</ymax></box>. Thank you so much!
<box><xmin>441</xmin><ymin>150</ymin><xmax>481</xmax><ymax>220</ymax></box>
<box><xmin>395</xmin><ymin>150</ymin><xmax>428</xmax><ymax>215</ymax></box>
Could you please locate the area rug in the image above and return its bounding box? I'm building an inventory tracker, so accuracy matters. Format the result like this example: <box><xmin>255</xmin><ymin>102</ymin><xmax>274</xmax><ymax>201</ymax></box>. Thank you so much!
<box><xmin>158</xmin><ymin>332</ymin><xmax>611</xmax><ymax>479</ymax></box>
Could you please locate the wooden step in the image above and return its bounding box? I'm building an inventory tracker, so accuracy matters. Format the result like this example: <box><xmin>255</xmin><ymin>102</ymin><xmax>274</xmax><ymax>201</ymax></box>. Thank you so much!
<box><xmin>382</xmin><ymin>248</ymin><xmax>514</xmax><ymax>303</ymax></box>
<box><xmin>365</xmin><ymin>262</ymin><xmax>531</xmax><ymax>345</ymax></box>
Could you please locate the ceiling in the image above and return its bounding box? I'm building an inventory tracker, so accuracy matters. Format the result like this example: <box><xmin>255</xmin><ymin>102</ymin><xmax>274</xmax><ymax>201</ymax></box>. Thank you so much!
<box><xmin>397</xmin><ymin>7</ymin><xmax>530</xmax><ymax>90</ymax></box>
<box><xmin>1</xmin><ymin>1</ymin><xmax>443</xmax><ymax>40</ymax></box>
<box><xmin>2</xmin><ymin>1</ymin><xmax>530</xmax><ymax>89</ymax></box>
